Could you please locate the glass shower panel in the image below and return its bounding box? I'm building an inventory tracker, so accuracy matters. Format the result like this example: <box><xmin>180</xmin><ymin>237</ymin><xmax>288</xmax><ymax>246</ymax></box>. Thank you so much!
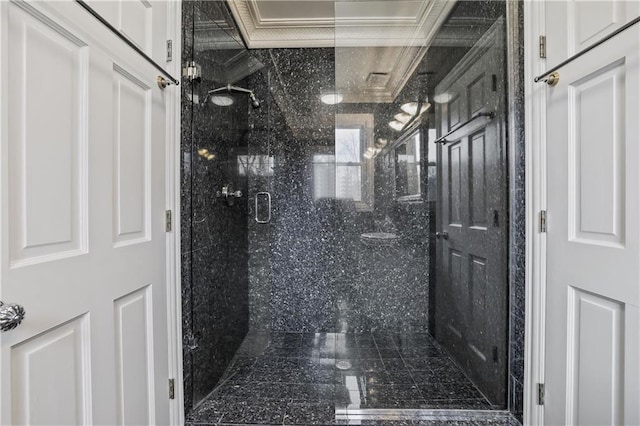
<box><xmin>183</xmin><ymin>0</ymin><xmax>264</xmax><ymax>409</ymax></box>
<box><xmin>334</xmin><ymin>0</ymin><xmax>509</xmax><ymax>411</ymax></box>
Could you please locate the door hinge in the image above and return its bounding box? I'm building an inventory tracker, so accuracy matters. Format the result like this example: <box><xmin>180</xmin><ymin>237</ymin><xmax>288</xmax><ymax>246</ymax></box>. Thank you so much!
<box><xmin>539</xmin><ymin>35</ymin><xmax>547</xmax><ymax>59</ymax></box>
<box><xmin>537</xmin><ymin>383</ymin><xmax>545</xmax><ymax>405</ymax></box>
<box><xmin>539</xmin><ymin>210</ymin><xmax>547</xmax><ymax>233</ymax></box>
<box><xmin>169</xmin><ymin>378</ymin><xmax>175</xmax><ymax>400</ymax></box>
<box><xmin>183</xmin><ymin>61</ymin><xmax>199</xmax><ymax>81</ymax></box>
<box><xmin>165</xmin><ymin>210</ymin><xmax>172</xmax><ymax>232</ymax></box>
<box><xmin>166</xmin><ymin>40</ymin><xmax>173</xmax><ymax>62</ymax></box>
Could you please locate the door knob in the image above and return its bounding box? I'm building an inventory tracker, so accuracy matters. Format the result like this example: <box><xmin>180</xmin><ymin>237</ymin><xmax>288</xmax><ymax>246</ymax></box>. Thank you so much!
<box><xmin>436</xmin><ymin>231</ymin><xmax>449</xmax><ymax>240</ymax></box>
<box><xmin>0</xmin><ymin>301</ymin><xmax>25</xmax><ymax>332</ymax></box>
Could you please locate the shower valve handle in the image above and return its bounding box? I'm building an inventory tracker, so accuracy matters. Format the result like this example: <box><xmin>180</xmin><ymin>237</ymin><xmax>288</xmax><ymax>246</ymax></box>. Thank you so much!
<box><xmin>217</xmin><ymin>184</ymin><xmax>243</xmax><ymax>199</ymax></box>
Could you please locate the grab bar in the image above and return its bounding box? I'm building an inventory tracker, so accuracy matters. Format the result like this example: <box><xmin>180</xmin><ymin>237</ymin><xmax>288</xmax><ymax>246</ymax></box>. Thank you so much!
<box><xmin>75</xmin><ymin>0</ymin><xmax>179</xmax><ymax>88</ymax></box>
<box><xmin>535</xmin><ymin>15</ymin><xmax>640</xmax><ymax>86</ymax></box>
<box><xmin>255</xmin><ymin>192</ymin><xmax>271</xmax><ymax>224</ymax></box>
<box><xmin>434</xmin><ymin>112</ymin><xmax>495</xmax><ymax>145</ymax></box>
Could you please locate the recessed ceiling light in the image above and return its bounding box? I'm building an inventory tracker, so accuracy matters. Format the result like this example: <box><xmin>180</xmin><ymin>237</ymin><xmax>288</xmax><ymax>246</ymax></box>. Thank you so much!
<box><xmin>210</xmin><ymin>94</ymin><xmax>234</xmax><ymax>107</ymax></box>
<box><xmin>401</xmin><ymin>101</ymin><xmax>431</xmax><ymax>115</ymax></box>
<box><xmin>321</xmin><ymin>93</ymin><xmax>343</xmax><ymax>105</ymax></box>
<box><xmin>389</xmin><ymin>120</ymin><xmax>405</xmax><ymax>131</ymax></box>
<box><xmin>433</xmin><ymin>93</ymin><xmax>453</xmax><ymax>104</ymax></box>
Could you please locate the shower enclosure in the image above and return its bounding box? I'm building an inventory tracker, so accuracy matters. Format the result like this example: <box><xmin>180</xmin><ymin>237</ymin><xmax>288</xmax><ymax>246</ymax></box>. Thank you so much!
<box><xmin>181</xmin><ymin>0</ymin><xmax>524</xmax><ymax>424</ymax></box>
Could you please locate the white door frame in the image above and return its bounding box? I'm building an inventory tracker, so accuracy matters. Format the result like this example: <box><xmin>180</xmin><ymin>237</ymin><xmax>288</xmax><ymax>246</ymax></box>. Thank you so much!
<box><xmin>524</xmin><ymin>1</ymin><xmax>548</xmax><ymax>425</ymax></box>
<box><xmin>164</xmin><ymin>0</ymin><xmax>184</xmax><ymax>424</ymax></box>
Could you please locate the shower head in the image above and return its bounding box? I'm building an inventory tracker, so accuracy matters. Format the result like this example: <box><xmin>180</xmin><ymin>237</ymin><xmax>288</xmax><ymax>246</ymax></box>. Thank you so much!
<box><xmin>206</xmin><ymin>84</ymin><xmax>260</xmax><ymax>109</ymax></box>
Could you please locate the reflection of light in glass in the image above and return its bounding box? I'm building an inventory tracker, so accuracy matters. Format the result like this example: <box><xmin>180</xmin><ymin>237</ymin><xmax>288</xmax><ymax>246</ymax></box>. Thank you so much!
<box><xmin>320</xmin><ymin>93</ymin><xmax>343</xmax><ymax>105</ymax></box>
<box><xmin>210</xmin><ymin>94</ymin><xmax>234</xmax><ymax>106</ymax></box>
<box><xmin>433</xmin><ymin>93</ymin><xmax>453</xmax><ymax>103</ymax></box>
<box><xmin>394</xmin><ymin>113</ymin><xmax>412</xmax><ymax>124</ymax></box>
<box><xmin>345</xmin><ymin>376</ymin><xmax>362</xmax><ymax>409</ymax></box>
<box><xmin>400</xmin><ymin>101</ymin><xmax>431</xmax><ymax>115</ymax></box>
<box><xmin>389</xmin><ymin>120</ymin><xmax>404</xmax><ymax>131</ymax></box>
<box><xmin>197</xmin><ymin>148</ymin><xmax>216</xmax><ymax>160</ymax></box>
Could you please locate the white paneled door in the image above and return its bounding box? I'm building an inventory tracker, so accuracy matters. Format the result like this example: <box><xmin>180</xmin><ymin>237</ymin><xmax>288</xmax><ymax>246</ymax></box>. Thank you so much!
<box><xmin>0</xmin><ymin>1</ymin><xmax>172</xmax><ymax>425</ymax></box>
<box><xmin>544</xmin><ymin>1</ymin><xmax>640</xmax><ymax>425</ymax></box>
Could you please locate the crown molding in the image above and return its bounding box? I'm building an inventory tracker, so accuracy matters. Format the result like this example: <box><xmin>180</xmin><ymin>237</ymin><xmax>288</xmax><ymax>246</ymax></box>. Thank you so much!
<box><xmin>226</xmin><ymin>0</ymin><xmax>455</xmax><ymax>103</ymax></box>
<box><xmin>227</xmin><ymin>0</ymin><xmax>453</xmax><ymax>49</ymax></box>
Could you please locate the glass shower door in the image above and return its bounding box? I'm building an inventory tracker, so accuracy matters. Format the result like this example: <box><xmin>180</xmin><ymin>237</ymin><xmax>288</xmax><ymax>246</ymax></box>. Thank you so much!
<box><xmin>182</xmin><ymin>1</ymin><xmax>263</xmax><ymax>410</ymax></box>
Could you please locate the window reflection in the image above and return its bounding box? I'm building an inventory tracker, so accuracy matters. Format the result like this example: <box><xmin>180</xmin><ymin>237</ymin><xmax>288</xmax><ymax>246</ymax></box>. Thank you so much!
<box><xmin>237</xmin><ymin>155</ymin><xmax>274</xmax><ymax>176</ymax></box>
<box><xmin>395</xmin><ymin>131</ymin><xmax>422</xmax><ymax>198</ymax></box>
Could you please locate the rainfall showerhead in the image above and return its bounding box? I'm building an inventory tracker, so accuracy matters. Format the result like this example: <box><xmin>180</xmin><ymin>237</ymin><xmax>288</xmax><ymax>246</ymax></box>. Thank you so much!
<box><xmin>206</xmin><ymin>84</ymin><xmax>260</xmax><ymax>109</ymax></box>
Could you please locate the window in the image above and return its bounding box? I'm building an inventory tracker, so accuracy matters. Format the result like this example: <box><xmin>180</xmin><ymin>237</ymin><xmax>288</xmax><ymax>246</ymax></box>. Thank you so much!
<box><xmin>313</xmin><ymin>114</ymin><xmax>374</xmax><ymax>210</ymax></box>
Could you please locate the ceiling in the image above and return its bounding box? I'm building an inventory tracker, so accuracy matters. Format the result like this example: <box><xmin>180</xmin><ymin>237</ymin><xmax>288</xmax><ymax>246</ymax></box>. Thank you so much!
<box><xmin>225</xmin><ymin>0</ymin><xmax>497</xmax><ymax>103</ymax></box>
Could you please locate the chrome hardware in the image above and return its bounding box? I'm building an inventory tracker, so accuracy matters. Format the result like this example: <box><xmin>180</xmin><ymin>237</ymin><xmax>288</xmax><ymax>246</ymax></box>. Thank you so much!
<box><xmin>169</xmin><ymin>379</ymin><xmax>175</xmax><ymax>400</ymax></box>
<box><xmin>434</xmin><ymin>112</ymin><xmax>495</xmax><ymax>144</ymax></box>
<box><xmin>534</xmin><ymin>15</ymin><xmax>640</xmax><ymax>84</ymax></box>
<box><xmin>539</xmin><ymin>210</ymin><xmax>547</xmax><ymax>233</ymax></box>
<box><xmin>539</xmin><ymin>35</ymin><xmax>546</xmax><ymax>59</ymax></box>
<box><xmin>0</xmin><ymin>301</ymin><xmax>25</xmax><ymax>332</ymax></box>
<box><xmin>216</xmin><ymin>184</ymin><xmax>243</xmax><ymax>206</ymax></box>
<box><xmin>165</xmin><ymin>210</ymin><xmax>172</xmax><ymax>232</ymax></box>
<box><xmin>255</xmin><ymin>192</ymin><xmax>271</xmax><ymax>224</ymax></box>
<box><xmin>436</xmin><ymin>231</ymin><xmax>449</xmax><ymax>240</ymax></box>
<box><xmin>166</xmin><ymin>40</ymin><xmax>173</xmax><ymax>62</ymax></box>
<box><xmin>543</xmin><ymin>72</ymin><xmax>559</xmax><ymax>87</ymax></box>
<box><xmin>75</xmin><ymin>0</ymin><xmax>179</xmax><ymax>86</ymax></box>
<box><xmin>537</xmin><ymin>383</ymin><xmax>545</xmax><ymax>405</ymax></box>
<box><xmin>183</xmin><ymin>61</ymin><xmax>199</xmax><ymax>81</ymax></box>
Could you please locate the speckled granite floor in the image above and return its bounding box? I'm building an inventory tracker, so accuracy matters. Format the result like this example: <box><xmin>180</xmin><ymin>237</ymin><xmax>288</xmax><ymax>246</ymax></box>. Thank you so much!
<box><xmin>186</xmin><ymin>332</ymin><xmax>519</xmax><ymax>425</ymax></box>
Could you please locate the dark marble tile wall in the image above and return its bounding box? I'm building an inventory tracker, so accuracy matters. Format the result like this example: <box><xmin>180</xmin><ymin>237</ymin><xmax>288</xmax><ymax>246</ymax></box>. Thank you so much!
<box><xmin>181</xmin><ymin>1</ymin><xmax>195</xmax><ymax>413</ymax></box>
<box><xmin>181</xmin><ymin>0</ymin><xmax>251</xmax><ymax>411</ymax></box>
<box><xmin>242</xmin><ymin>48</ymin><xmax>432</xmax><ymax>333</ymax></box>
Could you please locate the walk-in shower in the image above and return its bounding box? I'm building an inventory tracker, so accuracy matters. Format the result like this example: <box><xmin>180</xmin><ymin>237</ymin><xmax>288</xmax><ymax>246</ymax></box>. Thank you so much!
<box><xmin>181</xmin><ymin>1</ymin><xmax>525</xmax><ymax>424</ymax></box>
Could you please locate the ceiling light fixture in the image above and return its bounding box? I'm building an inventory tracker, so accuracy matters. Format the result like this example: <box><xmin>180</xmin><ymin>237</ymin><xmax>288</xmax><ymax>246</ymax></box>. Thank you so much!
<box><xmin>320</xmin><ymin>93</ymin><xmax>343</xmax><ymax>105</ymax></box>
<box><xmin>394</xmin><ymin>113</ymin><xmax>412</xmax><ymax>124</ymax></box>
<box><xmin>389</xmin><ymin>120</ymin><xmax>405</xmax><ymax>131</ymax></box>
<box><xmin>433</xmin><ymin>93</ymin><xmax>453</xmax><ymax>104</ymax></box>
<box><xmin>401</xmin><ymin>101</ymin><xmax>431</xmax><ymax>116</ymax></box>
<box><xmin>210</xmin><ymin>94</ymin><xmax>234</xmax><ymax>107</ymax></box>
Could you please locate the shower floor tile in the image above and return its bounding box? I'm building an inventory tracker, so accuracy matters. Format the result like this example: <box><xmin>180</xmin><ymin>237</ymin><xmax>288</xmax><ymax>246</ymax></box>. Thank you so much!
<box><xmin>186</xmin><ymin>332</ymin><xmax>512</xmax><ymax>425</ymax></box>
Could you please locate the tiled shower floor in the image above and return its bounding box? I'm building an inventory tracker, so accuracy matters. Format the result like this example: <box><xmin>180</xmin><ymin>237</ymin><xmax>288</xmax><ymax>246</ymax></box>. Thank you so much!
<box><xmin>186</xmin><ymin>332</ymin><xmax>518</xmax><ymax>426</ymax></box>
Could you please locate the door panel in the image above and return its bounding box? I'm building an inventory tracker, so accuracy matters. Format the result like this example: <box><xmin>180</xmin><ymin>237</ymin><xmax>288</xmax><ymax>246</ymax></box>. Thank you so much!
<box><xmin>435</xmin><ymin>19</ymin><xmax>507</xmax><ymax>406</ymax></box>
<box><xmin>11</xmin><ymin>315</ymin><xmax>91</xmax><ymax>425</ymax></box>
<box><xmin>113</xmin><ymin>65</ymin><xmax>152</xmax><ymax>246</ymax></box>
<box><xmin>544</xmin><ymin>2</ymin><xmax>640</xmax><ymax>425</ymax></box>
<box><xmin>0</xmin><ymin>1</ymin><xmax>171</xmax><ymax>424</ymax></box>
<box><xmin>114</xmin><ymin>286</ymin><xmax>155</xmax><ymax>425</ymax></box>
<box><xmin>8</xmin><ymin>5</ymin><xmax>89</xmax><ymax>266</ymax></box>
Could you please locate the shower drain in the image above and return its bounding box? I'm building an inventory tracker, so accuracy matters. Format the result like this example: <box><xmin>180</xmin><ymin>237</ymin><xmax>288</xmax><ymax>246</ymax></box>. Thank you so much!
<box><xmin>336</xmin><ymin>360</ymin><xmax>352</xmax><ymax>370</ymax></box>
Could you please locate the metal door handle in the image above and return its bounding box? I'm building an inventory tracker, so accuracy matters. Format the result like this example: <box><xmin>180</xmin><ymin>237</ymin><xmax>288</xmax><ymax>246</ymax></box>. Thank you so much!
<box><xmin>0</xmin><ymin>301</ymin><xmax>25</xmax><ymax>332</ymax></box>
<box><xmin>255</xmin><ymin>192</ymin><xmax>271</xmax><ymax>224</ymax></box>
<box><xmin>436</xmin><ymin>231</ymin><xmax>449</xmax><ymax>240</ymax></box>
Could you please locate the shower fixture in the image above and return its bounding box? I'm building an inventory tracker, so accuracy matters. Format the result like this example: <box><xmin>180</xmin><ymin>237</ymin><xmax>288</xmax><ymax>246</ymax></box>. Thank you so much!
<box><xmin>205</xmin><ymin>84</ymin><xmax>260</xmax><ymax>109</ymax></box>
